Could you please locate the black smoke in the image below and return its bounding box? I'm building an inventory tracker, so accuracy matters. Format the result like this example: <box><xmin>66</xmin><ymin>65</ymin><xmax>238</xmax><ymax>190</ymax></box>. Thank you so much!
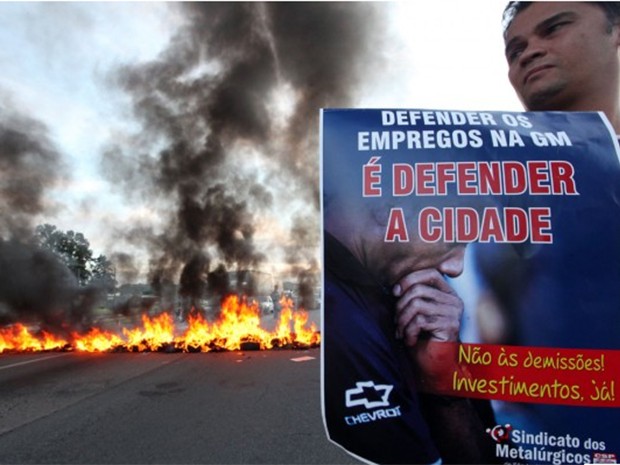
<box><xmin>179</xmin><ymin>251</ymin><xmax>209</xmax><ymax>305</ymax></box>
<box><xmin>103</xmin><ymin>2</ymin><xmax>384</xmax><ymax>300</ymax></box>
<box><xmin>0</xmin><ymin>3</ymin><xmax>385</xmax><ymax>330</ymax></box>
<box><xmin>110</xmin><ymin>252</ymin><xmax>140</xmax><ymax>284</ymax></box>
<box><xmin>0</xmin><ymin>105</ymin><xmax>102</xmax><ymax>329</ymax></box>
<box><xmin>0</xmin><ymin>105</ymin><xmax>67</xmax><ymax>239</ymax></box>
<box><xmin>101</xmin><ymin>2</ymin><xmax>386</xmax><ymax>301</ymax></box>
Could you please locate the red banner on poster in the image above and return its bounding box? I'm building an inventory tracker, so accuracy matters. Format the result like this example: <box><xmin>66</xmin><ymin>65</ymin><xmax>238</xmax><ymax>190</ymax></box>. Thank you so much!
<box><xmin>423</xmin><ymin>342</ymin><xmax>619</xmax><ymax>408</ymax></box>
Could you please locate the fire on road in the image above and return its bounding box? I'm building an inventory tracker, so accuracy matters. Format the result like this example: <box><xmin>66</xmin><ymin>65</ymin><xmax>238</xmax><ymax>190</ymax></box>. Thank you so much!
<box><xmin>0</xmin><ymin>295</ymin><xmax>320</xmax><ymax>354</ymax></box>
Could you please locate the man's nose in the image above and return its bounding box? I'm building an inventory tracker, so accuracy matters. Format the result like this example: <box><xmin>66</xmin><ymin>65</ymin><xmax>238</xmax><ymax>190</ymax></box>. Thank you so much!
<box><xmin>438</xmin><ymin>246</ymin><xmax>466</xmax><ymax>278</ymax></box>
<box><xmin>519</xmin><ymin>38</ymin><xmax>547</xmax><ymax>68</ymax></box>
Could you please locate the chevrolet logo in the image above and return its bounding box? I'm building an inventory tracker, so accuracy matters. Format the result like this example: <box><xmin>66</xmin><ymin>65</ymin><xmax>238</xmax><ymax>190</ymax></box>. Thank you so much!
<box><xmin>345</xmin><ymin>381</ymin><xmax>393</xmax><ymax>409</ymax></box>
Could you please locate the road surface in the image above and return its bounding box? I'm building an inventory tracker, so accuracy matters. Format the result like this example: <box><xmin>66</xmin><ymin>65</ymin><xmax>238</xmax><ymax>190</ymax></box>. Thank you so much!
<box><xmin>0</xmin><ymin>347</ymin><xmax>358</xmax><ymax>464</ymax></box>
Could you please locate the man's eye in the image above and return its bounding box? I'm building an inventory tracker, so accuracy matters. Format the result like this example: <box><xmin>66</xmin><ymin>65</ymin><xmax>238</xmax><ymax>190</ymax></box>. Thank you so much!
<box><xmin>544</xmin><ymin>21</ymin><xmax>570</xmax><ymax>35</ymax></box>
<box><xmin>507</xmin><ymin>47</ymin><xmax>525</xmax><ymax>63</ymax></box>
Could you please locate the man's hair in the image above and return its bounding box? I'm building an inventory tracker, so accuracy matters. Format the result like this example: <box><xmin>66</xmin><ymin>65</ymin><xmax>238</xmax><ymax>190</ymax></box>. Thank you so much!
<box><xmin>503</xmin><ymin>2</ymin><xmax>620</xmax><ymax>36</ymax></box>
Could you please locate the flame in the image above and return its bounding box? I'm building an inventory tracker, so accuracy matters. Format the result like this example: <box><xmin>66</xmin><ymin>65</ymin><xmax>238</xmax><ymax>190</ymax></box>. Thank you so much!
<box><xmin>122</xmin><ymin>313</ymin><xmax>175</xmax><ymax>352</ymax></box>
<box><xmin>72</xmin><ymin>328</ymin><xmax>123</xmax><ymax>353</ymax></box>
<box><xmin>180</xmin><ymin>295</ymin><xmax>272</xmax><ymax>352</ymax></box>
<box><xmin>0</xmin><ymin>294</ymin><xmax>320</xmax><ymax>353</ymax></box>
<box><xmin>273</xmin><ymin>296</ymin><xmax>320</xmax><ymax>348</ymax></box>
<box><xmin>0</xmin><ymin>324</ymin><xmax>68</xmax><ymax>352</ymax></box>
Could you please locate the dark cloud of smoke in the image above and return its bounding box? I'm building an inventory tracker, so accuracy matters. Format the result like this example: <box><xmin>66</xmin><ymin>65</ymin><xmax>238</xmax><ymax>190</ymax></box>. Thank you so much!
<box><xmin>110</xmin><ymin>252</ymin><xmax>140</xmax><ymax>284</ymax></box>
<box><xmin>101</xmin><ymin>2</ymin><xmax>386</xmax><ymax>299</ymax></box>
<box><xmin>179</xmin><ymin>251</ymin><xmax>209</xmax><ymax>302</ymax></box>
<box><xmin>0</xmin><ymin>104</ymin><xmax>101</xmax><ymax>328</ymax></box>
<box><xmin>0</xmin><ymin>239</ymin><xmax>102</xmax><ymax>331</ymax></box>
<box><xmin>0</xmin><ymin>2</ymin><xmax>386</xmax><ymax>332</ymax></box>
<box><xmin>0</xmin><ymin>104</ymin><xmax>67</xmax><ymax>239</ymax></box>
<box><xmin>296</xmin><ymin>266</ymin><xmax>320</xmax><ymax>311</ymax></box>
<box><xmin>285</xmin><ymin>213</ymin><xmax>321</xmax><ymax>309</ymax></box>
<box><xmin>207</xmin><ymin>264</ymin><xmax>232</xmax><ymax>298</ymax></box>
<box><xmin>268</xmin><ymin>3</ymin><xmax>383</xmax><ymax>194</ymax></box>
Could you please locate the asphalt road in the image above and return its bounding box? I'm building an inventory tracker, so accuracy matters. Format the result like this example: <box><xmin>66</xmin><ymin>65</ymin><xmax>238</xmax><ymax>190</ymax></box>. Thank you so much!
<box><xmin>0</xmin><ymin>348</ymin><xmax>359</xmax><ymax>465</ymax></box>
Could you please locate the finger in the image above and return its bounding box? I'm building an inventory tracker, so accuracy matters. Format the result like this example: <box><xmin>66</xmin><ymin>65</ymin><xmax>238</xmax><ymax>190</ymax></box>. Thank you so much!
<box><xmin>395</xmin><ymin>296</ymin><xmax>424</xmax><ymax>339</ymax></box>
<box><xmin>402</xmin><ymin>313</ymin><xmax>449</xmax><ymax>346</ymax></box>
<box><xmin>402</xmin><ymin>313</ymin><xmax>424</xmax><ymax>346</ymax></box>
<box><xmin>394</xmin><ymin>282</ymin><xmax>461</xmax><ymax>315</ymax></box>
<box><xmin>396</xmin><ymin>298</ymin><xmax>462</xmax><ymax>342</ymax></box>
<box><xmin>414</xmin><ymin>315</ymin><xmax>460</xmax><ymax>342</ymax></box>
<box><xmin>402</xmin><ymin>311</ymin><xmax>460</xmax><ymax>346</ymax></box>
<box><xmin>395</xmin><ymin>296</ymin><xmax>440</xmax><ymax>338</ymax></box>
<box><xmin>393</xmin><ymin>268</ymin><xmax>455</xmax><ymax>297</ymax></box>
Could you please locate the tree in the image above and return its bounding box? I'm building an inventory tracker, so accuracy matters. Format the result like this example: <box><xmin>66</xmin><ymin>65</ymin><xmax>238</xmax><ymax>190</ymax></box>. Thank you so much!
<box><xmin>34</xmin><ymin>224</ymin><xmax>116</xmax><ymax>289</ymax></box>
<box><xmin>90</xmin><ymin>254</ymin><xmax>118</xmax><ymax>292</ymax></box>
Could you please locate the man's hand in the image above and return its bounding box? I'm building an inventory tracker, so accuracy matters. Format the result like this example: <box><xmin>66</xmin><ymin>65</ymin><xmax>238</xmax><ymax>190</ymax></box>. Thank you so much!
<box><xmin>393</xmin><ymin>268</ymin><xmax>465</xmax><ymax>393</ymax></box>
<box><xmin>393</xmin><ymin>268</ymin><xmax>463</xmax><ymax>347</ymax></box>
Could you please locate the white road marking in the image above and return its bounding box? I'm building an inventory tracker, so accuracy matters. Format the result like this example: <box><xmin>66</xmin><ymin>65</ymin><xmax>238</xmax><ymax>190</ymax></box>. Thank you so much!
<box><xmin>0</xmin><ymin>353</ymin><xmax>71</xmax><ymax>371</ymax></box>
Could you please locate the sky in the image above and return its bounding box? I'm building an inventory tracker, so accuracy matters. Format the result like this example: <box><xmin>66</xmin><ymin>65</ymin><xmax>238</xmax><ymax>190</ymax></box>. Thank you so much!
<box><xmin>0</xmin><ymin>1</ymin><xmax>523</xmax><ymax>285</ymax></box>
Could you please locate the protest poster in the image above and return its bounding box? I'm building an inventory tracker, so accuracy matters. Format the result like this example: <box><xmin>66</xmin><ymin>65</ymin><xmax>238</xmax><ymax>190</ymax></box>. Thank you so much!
<box><xmin>320</xmin><ymin>108</ymin><xmax>620</xmax><ymax>465</ymax></box>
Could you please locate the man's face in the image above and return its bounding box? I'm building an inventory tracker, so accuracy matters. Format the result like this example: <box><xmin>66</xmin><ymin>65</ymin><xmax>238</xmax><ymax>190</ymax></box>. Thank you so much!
<box><xmin>505</xmin><ymin>2</ymin><xmax>620</xmax><ymax>111</ymax></box>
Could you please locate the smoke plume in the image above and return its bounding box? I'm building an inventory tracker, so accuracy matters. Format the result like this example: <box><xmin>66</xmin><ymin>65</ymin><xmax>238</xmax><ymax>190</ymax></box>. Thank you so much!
<box><xmin>0</xmin><ymin>103</ymin><xmax>100</xmax><ymax>328</ymax></box>
<box><xmin>0</xmin><ymin>3</ymin><xmax>385</xmax><ymax>330</ymax></box>
<box><xmin>0</xmin><ymin>103</ymin><xmax>66</xmax><ymax>239</ymax></box>
<box><xmin>0</xmin><ymin>233</ymin><xmax>103</xmax><ymax>330</ymax></box>
<box><xmin>102</xmin><ymin>2</ymin><xmax>386</xmax><ymax>301</ymax></box>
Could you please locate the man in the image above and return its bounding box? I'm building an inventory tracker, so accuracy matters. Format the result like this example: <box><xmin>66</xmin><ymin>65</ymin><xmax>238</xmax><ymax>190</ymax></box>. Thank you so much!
<box><xmin>503</xmin><ymin>2</ymin><xmax>620</xmax><ymax>131</ymax></box>
<box><xmin>270</xmin><ymin>284</ymin><xmax>281</xmax><ymax>318</ymax></box>
<box><xmin>478</xmin><ymin>2</ymin><xmax>620</xmax><ymax>345</ymax></box>
<box><xmin>500</xmin><ymin>2</ymin><xmax>620</xmax><ymax>357</ymax></box>
<box><xmin>473</xmin><ymin>0</ymin><xmax>620</xmax><ymax>456</ymax></box>
<box><xmin>323</xmin><ymin>164</ymin><xmax>497</xmax><ymax>464</ymax></box>
<box><xmin>494</xmin><ymin>2</ymin><xmax>620</xmax><ymax>348</ymax></box>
